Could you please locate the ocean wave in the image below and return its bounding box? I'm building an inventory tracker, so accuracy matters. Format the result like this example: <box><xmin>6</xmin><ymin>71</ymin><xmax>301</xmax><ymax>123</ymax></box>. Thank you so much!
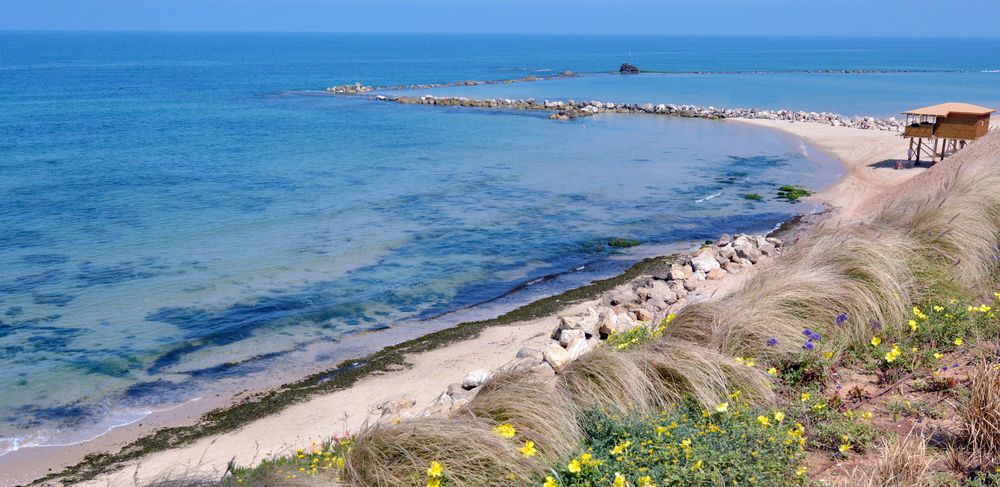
<box><xmin>498</xmin><ymin>68</ymin><xmax>552</xmax><ymax>72</ymax></box>
<box><xmin>695</xmin><ymin>192</ymin><xmax>724</xmax><ymax>203</ymax></box>
<box><xmin>0</xmin><ymin>404</ymin><xmax>154</xmax><ymax>457</ymax></box>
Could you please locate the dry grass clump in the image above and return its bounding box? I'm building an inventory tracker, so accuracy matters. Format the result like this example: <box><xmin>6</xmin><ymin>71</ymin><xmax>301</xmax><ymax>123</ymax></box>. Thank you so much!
<box><xmin>632</xmin><ymin>341</ymin><xmax>774</xmax><ymax>407</ymax></box>
<box><xmin>668</xmin><ymin>146</ymin><xmax>1000</xmax><ymax>360</ymax></box>
<box><xmin>559</xmin><ymin>341</ymin><xmax>774</xmax><ymax>413</ymax></box>
<box><xmin>455</xmin><ymin>371</ymin><xmax>582</xmax><ymax>461</ymax></box>
<box><xmin>558</xmin><ymin>346</ymin><xmax>662</xmax><ymax>414</ymax></box>
<box><xmin>343</xmin><ymin>417</ymin><xmax>540</xmax><ymax>487</ymax></box>
<box><xmin>849</xmin><ymin>433</ymin><xmax>933</xmax><ymax>487</ymax></box>
<box><xmin>960</xmin><ymin>360</ymin><xmax>1000</xmax><ymax>465</ymax></box>
<box><xmin>872</xmin><ymin>162</ymin><xmax>1000</xmax><ymax>295</ymax></box>
<box><xmin>667</xmin><ymin>226</ymin><xmax>915</xmax><ymax>360</ymax></box>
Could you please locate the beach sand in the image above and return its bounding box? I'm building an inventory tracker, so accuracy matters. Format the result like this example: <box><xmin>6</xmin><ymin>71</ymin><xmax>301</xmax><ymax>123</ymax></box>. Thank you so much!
<box><xmin>3</xmin><ymin>120</ymin><xmax>919</xmax><ymax>487</ymax></box>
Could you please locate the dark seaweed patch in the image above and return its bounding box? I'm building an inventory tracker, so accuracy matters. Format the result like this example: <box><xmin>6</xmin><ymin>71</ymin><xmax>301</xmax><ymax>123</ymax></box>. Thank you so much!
<box><xmin>33</xmin><ymin>293</ymin><xmax>75</xmax><ymax>307</ymax></box>
<box><xmin>74</xmin><ymin>261</ymin><xmax>160</xmax><ymax>287</ymax></box>
<box><xmin>22</xmin><ymin>254</ymin><xmax>71</xmax><ymax>265</ymax></box>
<box><xmin>0</xmin><ymin>269</ymin><xmax>65</xmax><ymax>294</ymax></box>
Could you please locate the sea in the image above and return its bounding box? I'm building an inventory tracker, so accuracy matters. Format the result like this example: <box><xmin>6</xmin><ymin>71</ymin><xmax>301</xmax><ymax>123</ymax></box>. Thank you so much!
<box><xmin>1</xmin><ymin>33</ymin><xmax>999</xmax><ymax>457</ymax></box>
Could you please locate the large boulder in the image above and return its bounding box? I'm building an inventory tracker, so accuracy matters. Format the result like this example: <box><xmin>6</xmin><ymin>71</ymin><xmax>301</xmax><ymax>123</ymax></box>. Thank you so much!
<box><xmin>690</xmin><ymin>251</ymin><xmax>721</xmax><ymax>273</ymax></box>
<box><xmin>557</xmin><ymin>308</ymin><xmax>599</xmax><ymax>336</ymax></box>
<box><xmin>620</xmin><ymin>63</ymin><xmax>640</xmax><ymax>73</ymax></box>
<box><xmin>544</xmin><ymin>343</ymin><xmax>572</xmax><ymax>373</ymax></box>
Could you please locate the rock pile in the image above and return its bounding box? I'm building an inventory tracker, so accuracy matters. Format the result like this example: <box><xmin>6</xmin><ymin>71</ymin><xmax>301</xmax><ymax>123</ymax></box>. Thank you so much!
<box><xmin>370</xmin><ymin>232</ymin><xmax>783</xmax><ymax>423</ymax></box>
<box><xmin>326</xmin><ymin>82</ymin><xmax>374</xmax><ymax>94</ymax></box>
<box><xmin>374</xmin><ymin>94</ymin><xmax>907</xmax><ymax>131</ymax></box>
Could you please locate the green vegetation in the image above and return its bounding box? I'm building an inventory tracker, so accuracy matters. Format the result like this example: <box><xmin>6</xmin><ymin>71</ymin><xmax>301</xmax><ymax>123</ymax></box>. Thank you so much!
<box><xmin>548</xmin><ymin>402</ymin><xmax>805</xmax><ymax>487</ymax></box>
<box><xmin>744</xmin><ymin>193</ymin><xmax>762</xmax><ymax>200</ymax></box>
<box><xmin>607</xmin><ymin>238</ymin><xmax>642</xmax><ymax>248</ymax></box>
<box><xmin>776</xmin><ymin>185</ymin><xmax>813</xmax><ymax>201</ymax></box>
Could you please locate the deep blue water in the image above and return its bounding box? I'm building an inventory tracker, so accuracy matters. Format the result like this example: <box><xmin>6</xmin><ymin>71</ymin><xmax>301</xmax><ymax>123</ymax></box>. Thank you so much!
<box><xmin>1</xmin><ymin>32</ymin><xmax>998</xmax><ymax>455</ymax></box>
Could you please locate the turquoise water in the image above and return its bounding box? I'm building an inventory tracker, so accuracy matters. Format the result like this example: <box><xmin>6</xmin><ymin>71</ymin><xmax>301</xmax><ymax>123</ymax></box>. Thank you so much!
<box><xmin>1</xmin><ymin>33</ymin><xmax>998</xmax><ymax>456</ymax></box>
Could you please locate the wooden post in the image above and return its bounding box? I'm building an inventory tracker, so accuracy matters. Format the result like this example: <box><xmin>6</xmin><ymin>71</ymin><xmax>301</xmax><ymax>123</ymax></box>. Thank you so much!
<box><xmin>932</xmin><ymin>138</ymin><xmax>939</xmax><ymax>163</ymax></box>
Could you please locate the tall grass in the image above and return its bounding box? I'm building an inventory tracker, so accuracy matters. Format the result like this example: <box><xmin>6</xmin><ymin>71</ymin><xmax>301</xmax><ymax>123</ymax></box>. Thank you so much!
<box><xmin>848</xmin><ymin>433</ymin><xmax>932</xmax><ymax>487</ymax></box>
<box><xmin>960</xmin><ymin>359</ymin><xmax>1000</xmax><ymax>465</ymax></box>
<box><xmin>667</xmin><ymin>136</ymin><xmax>1000</xmax><ymax>359</ymax></box>
<box><xmin>454</xmin><ymin>371</ymin><xmax>582</xmax><ymax>461</ymax></box>
<box><xmin>344</xmin><ymin>417</ymin><xmax>540</xmax><ymax>487</ymax></box>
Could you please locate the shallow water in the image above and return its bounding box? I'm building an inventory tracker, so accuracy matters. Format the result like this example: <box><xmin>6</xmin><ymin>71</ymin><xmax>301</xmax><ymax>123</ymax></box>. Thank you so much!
<box><xmin>1</xmin><ymin>32</ymin><xmax>996</xmax><ymax>455</ymax></box>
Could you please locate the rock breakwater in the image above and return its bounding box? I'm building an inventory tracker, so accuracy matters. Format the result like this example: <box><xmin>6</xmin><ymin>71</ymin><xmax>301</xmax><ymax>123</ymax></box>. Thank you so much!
<box><xmin>375</xmin><ymin>94</ymin><xmax>907</xmax><ymax>131</ymax></box>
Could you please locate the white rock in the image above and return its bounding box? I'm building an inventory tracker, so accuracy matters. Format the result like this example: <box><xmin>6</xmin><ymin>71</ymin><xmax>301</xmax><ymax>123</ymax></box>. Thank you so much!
<box><xmin>690</xmin><ymin>252</ymin><xmax>721</xmax><ymax>273</ymax></box>
<box><xmin>462</xmin><ymin>370</ymin><xmax>491</xmax><ymax>389</ymax></box>
<box><xmin>544</xmin><ymin>342</ymin><xmax>572</xmax><ymax>373</ymax></box>
<box><xmin>559</xmin><ymin>329</ymin><xmax>586</xmax><ymax>348</ymax></box>
<box><xmin>565</xmin><ymin>335</ymin><xmax>592</xmax><ymax>360</ymax></box>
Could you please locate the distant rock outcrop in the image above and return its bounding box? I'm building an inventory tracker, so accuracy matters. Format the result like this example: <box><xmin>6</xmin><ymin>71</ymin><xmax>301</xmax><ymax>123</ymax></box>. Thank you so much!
<box><xmin>619</xmin><ymin>63</ymin><xmax>640</xmax><ymax>73</ymax></box>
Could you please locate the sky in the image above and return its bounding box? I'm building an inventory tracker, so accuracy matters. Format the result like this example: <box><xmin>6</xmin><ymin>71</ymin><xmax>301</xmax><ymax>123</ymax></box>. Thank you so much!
<box><xmin>1</xmin><ymin>0</ymin><xmax>998</xmax><ymax>36</ymax></box>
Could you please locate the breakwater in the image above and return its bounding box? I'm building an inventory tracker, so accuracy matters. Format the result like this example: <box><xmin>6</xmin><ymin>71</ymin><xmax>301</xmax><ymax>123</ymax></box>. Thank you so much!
<box><xmin>375</xmin><ymin>93</ymin><xmax>907</xmax><ymax>131</ymax></box>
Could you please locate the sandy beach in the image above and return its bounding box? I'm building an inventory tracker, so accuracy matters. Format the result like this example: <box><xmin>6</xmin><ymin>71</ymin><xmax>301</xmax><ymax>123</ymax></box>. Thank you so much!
<box><xmin>2</xmin><ymin>119</ymin><xmax>921</xmax><ymax>487</ymax></box>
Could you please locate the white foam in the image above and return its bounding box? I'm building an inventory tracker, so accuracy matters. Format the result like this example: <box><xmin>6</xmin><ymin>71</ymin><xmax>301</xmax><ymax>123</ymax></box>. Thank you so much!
<box><xmin>695</xmin><ymin>192</ymin><xmax>723</xmax><ymax>203</ymax></box>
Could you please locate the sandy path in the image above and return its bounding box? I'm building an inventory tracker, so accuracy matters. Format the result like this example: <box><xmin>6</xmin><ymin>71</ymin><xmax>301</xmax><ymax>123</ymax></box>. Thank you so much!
<box><xmin>4</xmin><ymin>120</ymin><xmax>924</xmax><ymax>487</ymax></box>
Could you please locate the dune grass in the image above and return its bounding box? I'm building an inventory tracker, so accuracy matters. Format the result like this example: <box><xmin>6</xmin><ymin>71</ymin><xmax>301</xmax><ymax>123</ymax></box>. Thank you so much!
<box><xmin>848</xmin><ymin>433</ymin><xmax>933</xmax><ymax>487</ymax></box>
<box><xmin>960</xmin><ymin>358</ymin><xmax>1000</xmax><ymax>466</ymax></box>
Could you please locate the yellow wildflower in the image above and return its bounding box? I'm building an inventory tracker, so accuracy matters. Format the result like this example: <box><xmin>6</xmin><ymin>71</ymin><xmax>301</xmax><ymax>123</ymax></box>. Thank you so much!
<box><xmin>567</xmin><ymin>459</ymin><xmax>581</xmax><ymax>473</ymax></box>
<box><xmin>955</xmin><ymin>337</ymin><xmax>963</xmax><ymax>346</ymax></box>
<box><xmin>788</xmin><ymin>423</ymin><xmax>805</xmax><ymax>438</ymax></box>
<box><xmin>654</xmin><ymin>426</ymin><xmax>667</xmax><ymax>434</ymax></box>
<box><xmin>756</xmin><ymin>415</ymin><xmax>771</xmax><ymax>427</ymax></box>
<box><xmin>691</xmin><ymin>459</ymin><xmax>703</xmax><ymax>471</ymax></box>
<box><xmin>800</xmin><ymin>392</ymin><xmax>810</xmax><ymax>402</ymax></box>
<box><xmin>934</xmin><ymin>353</ymin><xmax>943</xmax><ymax>359</ymax></box>
<box><xmin>520</xmin><ymin>440</ymin><xmax>537</xmax><ymax>457</ymax></box>
<box><xmin>427</xmin><ymin>461</ymin><xmax>443</xmax><ymax>477</ymax></box>
<box><xmin>492</xmin><ymin>423</ymin><xmax>516</xmax><ymax>438</ymax></box>
<box><xmin>839</xmin><ymin>443</ymin><xmax>851</xmax><ymax>453</ymax></box>
<box><xmin>796</xmin><ymin>466</ymin><xmax>808</xmax><ymax>475</ymax></box>
<box><xmin>909</xmin><ymin>320</ymin><xmax>918</xmax><ymax>331</ymax></box>
<box><xmin>745</xmin><ymin>358</ymin><xmax>756</xmax><ymax>367</ymax></box>
<box><xmin>767</xmin><ymin>367</ymin><xmax>777</xmax><ymax>375</ymax></box>
<box><xmin>861</xmin><ymin>412</ymin><xmax>873</xmax><ymax>419</ymax></box>
<box><xmin>681</xmin><ymin>438</ymin><xmax>691</xmax><ymax>447</ymax></box>
<box><xmin>823</xmin><ymin>352</ymin><xmax>833</xmax><ymax>360</ymax></box>
<box><xmin>871</xmin><ymin>336</ymin><xmax>881</xmax><ymax>346</ymax></box>
<box><xmin>812</xmin><ymin>403</ymin><xmax>825</xmax><ymax>410</ymax></box>
<box><xmin>638</xmin><ymin>476</ymin><xmax>656</xmax><ymax>487</ymax></box>
<box><xmin>613</xmin><ymin>472</ymin><xmax>626</xmax><ymax>487</ymax></box>
<box><xmin>734</xmin><ymin>357</ymin><xmax>745</xmax><ymax>365</ymax></box>
<box><xmin>773</xmin><ymin>411</ymin><xmax>785</xmax><ymax>422</ymax></box>
<box><xmin>427</xmin><ymin>478</ymin><xmax>440</xmax><ymax>487</ymax></box>
<box><xmin>934</xmin><ymin>306</ymin><xmax>944</xmax><ymax>312</ymax></box>
<box><xmin>716</xmin><ymin>402</ymin><xmax>729</xmax><ymax>413</ymax></box>
<box><xmin>610</xmin><ymin>440</ymin><xmax>632</xmax><ymax>455</ymax></box>
<box><xmin>543</xmin><ymin>477</ymin><xmax>557</xmax><ymax>487</ymax></box>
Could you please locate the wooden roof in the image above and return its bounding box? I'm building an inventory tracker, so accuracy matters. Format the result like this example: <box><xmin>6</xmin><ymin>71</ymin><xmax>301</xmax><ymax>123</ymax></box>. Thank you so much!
<box><xmin>903</xmin><ymin>103</ymin><xmax>995</xmax><ymax>117</ymax></box>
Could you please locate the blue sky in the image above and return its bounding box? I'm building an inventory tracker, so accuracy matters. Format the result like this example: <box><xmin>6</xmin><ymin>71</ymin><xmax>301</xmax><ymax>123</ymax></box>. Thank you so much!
<box><xmin>1</xmin><ymin>0</ymin><xmax>998</xmax><ymax>35</ymax></box>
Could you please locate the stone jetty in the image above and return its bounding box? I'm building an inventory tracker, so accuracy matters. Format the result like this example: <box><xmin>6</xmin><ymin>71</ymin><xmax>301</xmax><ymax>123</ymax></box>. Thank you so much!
<box><xmin>370</xmin><ymin>232</ymin><xmax>784</xmax><ymax>422</ymax></box>
<box><xmin>373</xmin><ymin>93</ymin><xmax>906</xmax><ymax>131</ymax></box>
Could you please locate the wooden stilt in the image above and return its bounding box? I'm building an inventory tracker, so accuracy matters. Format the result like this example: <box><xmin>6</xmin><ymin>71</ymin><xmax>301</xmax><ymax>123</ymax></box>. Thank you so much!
<box><xmin>932</xmin><ymin>138</ymin><xmax>939</xmax><ymax>163</ymax></box>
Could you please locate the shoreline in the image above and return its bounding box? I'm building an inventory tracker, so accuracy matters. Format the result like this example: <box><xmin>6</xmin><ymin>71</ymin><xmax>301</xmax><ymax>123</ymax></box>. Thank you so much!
<box><xmin>3</xmin><ymin>112</ymin><xmax>918</xmax><ymax>487</ymax></box>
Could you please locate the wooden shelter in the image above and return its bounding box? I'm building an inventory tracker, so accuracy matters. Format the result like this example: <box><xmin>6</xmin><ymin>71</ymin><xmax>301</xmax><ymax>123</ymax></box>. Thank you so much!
<box><xmin>903</xmin><ymin>103</ymin><xmax>994</xmax><ymax>164</ymax></box>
